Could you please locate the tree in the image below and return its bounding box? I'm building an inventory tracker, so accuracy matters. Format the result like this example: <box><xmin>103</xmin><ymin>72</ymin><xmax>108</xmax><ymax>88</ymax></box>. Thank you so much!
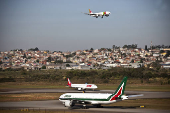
<box><xmin>0</xmin><ymin>61</ymin><xmax>2</xmax><ymax>65</ymax></box>
<box><xmin>56</xmin><ymin>60</ymin><xmax>63</xmax><ymax>63</ymax></box>
<box><xmin>160</xmin><ymin>50</ymin><xmax>165</xmax><ymax>53</ymax></box>
<box><xmin>131</xmin><ymin>59</ymin><xmax>134</xmax><ymax>63</ymax></box>
<box><xmin>132</xmin><ymin>44</ymin><xmax>137</xmax><ymax>48</ymax></box>
<box><xmin>90</xmin><ymin>48</ymin><xmax>94</xmax><ymax>51</ymax></box>
<box><xmin>27</xmin><ymin>56</ymin><xmax>32</xmax><ymax>59</ymax></box>
<box><xmin>112</xmin><ymin>45</ymin><xmax>115</xmax><ymax>49</ymax></box>
<box><xmin>36</xmin><ymin>59</ymin><xmax>39</xmax><ymax>63</ymax></box>
<box><xmin>47</xmin><ymin>56</ymin><xmax>51</xmax><ymax>62</ymax></box>
<box><xmin>107</xmin><ymin>48</ymin><xmax>112</xmax><ymax>51</ymax></box>
<box><xmin>165</xmin><ymin>51</ymin><xmax>170</xmax><ymax>58</ymax></box>
<box><xmin>28</xmin><ymin>47</ymin><xmax>39</xmax><ymax>51</ymax></box>
<box><xmin>80</xmin><ymin>52</ymin><xmax>86</xmax><ymax>55</ymax></box>
<box><xmin>123</xmin><ymin>45</ymin><xmax>128</xmax><ymax>48</ymax></box>
<box><xmin>140</xmin><ymin>58</ymin><xmax>144</xmax><ymax>63</ymax></box>
<box><xmin>42</xmin><ymin>65</ymin><xmax>46</xmax><ymax>69</ymax></box>
<box><xmin>23</xmin><ymin>53</ymin><xmax>27</xmax><ymax>59</ymax></box>
<box><xmin>150</xmin><ymin>62</ymin><xmax>161</xmax><ymax>69</ymax></box>
<box><xmin>66</xmin><ymin>64</ymin><xmax>70</xmax><ymax>67</ymax></box>
<box><xmin>122</xmin><ymin>53</ymin><xmax>126</xmax><ymax>57</ymax></box>
<box><xmin>34</xmin><ymin>47</ymin><xmax>39</xmax><ymax>51</ymax></box>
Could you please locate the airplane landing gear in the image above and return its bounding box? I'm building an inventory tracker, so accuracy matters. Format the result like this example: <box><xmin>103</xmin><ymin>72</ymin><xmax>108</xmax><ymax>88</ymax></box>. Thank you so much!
<box><xmin>94</xmin><ymin>104</ymin><xmax>103</xmax><ymax>108</ymax></box>
<box><xmin>68</xmin><ymin>107</ymin><xmax>73</xmax><ymax>109</ymax></box>
<box><xmin>82</xmin><ymin>89</ymin><xmax>86</xmax><ymax>93</ymax></box>
<box><xmin>83</xmin><ymin>104</ymin><xmax>87</xmax><ymax>109</ymax></box>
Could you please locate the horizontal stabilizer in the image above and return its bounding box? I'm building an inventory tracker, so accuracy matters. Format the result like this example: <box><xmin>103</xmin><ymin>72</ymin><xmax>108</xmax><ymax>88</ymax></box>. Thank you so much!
<box><xmin>128</xmin><ymin>94</ymin><xmax>143</xmax><ymax>98</ymax></box>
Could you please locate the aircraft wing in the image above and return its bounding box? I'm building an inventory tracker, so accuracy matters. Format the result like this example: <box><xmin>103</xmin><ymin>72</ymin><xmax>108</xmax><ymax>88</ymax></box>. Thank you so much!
<box><xmin>82</xmin><ymin>12</ymin><xmax>98</xmax><ymax>16</ymax></box>
<box><xmin>84</xmin><ymin>13</ymin><xmax>90</xmax><ymax>15</ymax></box>
<box><xmin>89</xmin><ymin>13</ymin><xmax>98</xmax><ymax>15</ymax></box>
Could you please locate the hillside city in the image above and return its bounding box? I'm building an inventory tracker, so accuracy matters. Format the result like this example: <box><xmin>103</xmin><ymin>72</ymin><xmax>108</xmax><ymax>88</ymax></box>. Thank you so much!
<box><xmin>0</xmin><ymin>44</ymin><xmax>170</xmax><ymax>70</ymax></box>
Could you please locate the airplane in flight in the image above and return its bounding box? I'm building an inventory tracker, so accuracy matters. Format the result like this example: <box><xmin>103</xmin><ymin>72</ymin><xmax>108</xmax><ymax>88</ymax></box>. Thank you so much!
<box><xmin>66</xmin><ymin>78</ymin><xmax>98</xmax><ymax>91</ymax></box>
<box><xmin>59</xmin><ymin>76</ymin><xmax>143</xmax><ymax>109</ymax></box>
<box><xmin>83</xmin><ymin>9</ymin><xmax>111</xmax><ymax>18</ymax></box>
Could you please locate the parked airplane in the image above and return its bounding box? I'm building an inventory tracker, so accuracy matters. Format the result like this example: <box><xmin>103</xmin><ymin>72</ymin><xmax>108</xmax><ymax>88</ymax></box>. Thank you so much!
<box><xmin>60</xmin><ymin>76</ymin><xmax>143</xmax><ymax>109</ymax></box>
<box><xmin>83</xmin><ymin>9</ymin><xmax>111</xmax><ymax>18</ymax></box>
<box><xmin>66</xmin><ymin>78</ymin><xmax>98</xmax><ymax>91</ymax></box>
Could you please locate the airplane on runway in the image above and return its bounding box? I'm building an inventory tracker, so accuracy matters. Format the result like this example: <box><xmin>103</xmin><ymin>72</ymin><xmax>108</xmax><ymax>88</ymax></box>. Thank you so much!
<box><xmin>66</xmin><ymin>78</ymin><xmax>98</xmax><ymax>91</ymax></box>
<box><xmin>83</xmin><ymin>9</ymin><xmax>111</xmax><ymax>18</ymax></box>
<box><xmin>59</xmin><ymin>76</ymin><xmax>143</xmax><ymax>109</ymax></box>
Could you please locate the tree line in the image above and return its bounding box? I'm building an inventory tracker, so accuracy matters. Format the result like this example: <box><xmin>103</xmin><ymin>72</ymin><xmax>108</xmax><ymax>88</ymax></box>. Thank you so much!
<box><xmin>0</xmin><ymin>67</ymin><xmax>169</xmax><ymax>84</ymax></box>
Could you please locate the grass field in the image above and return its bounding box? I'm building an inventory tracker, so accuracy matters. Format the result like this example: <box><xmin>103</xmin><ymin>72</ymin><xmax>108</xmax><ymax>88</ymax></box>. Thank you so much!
<box><xmin>0</xmin><ymin>110</ymin><xmax>94</xmax><ymax>113</ymax></box>
<box><xmin>105</xmin><ymin>98</ymin><xmax>170</xmax><ymax>110</ymax></box>
<box><xmin>0</xmin><ymin>93</ymin><xmax>63</xmax><ymax>102</ymax></box>
<box><xmin>98</xmin><ymin>84</ymin><xmax>170</xmax><ymax>91</ymax></box>
<box><xmin>1</xmin><ymin>82</ymin><xmax>170</xmax><ymax>91</ymax></box>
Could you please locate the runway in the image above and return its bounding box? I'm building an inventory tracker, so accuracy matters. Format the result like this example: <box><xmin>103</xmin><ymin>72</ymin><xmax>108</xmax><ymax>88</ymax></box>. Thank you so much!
<box><xmin>1</xmin><ymin>88</ymin><xmax>170</xmax><ymax>99</ymax></box>
<box><xmin>0</xmin><ymin>89</ymin><xmax>170</xmax><ymax>113</ymax></box>
<box><xmin>0</xmin><ymin>100</ymin><xmax>170</xmax><ymax>113</ymax></box>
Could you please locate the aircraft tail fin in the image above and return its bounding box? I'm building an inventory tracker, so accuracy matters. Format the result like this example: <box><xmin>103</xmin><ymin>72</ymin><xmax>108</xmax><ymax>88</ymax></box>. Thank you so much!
<box><xmin>108</xmin><ymin>76</ymin><xmax>127</xmax><ymax>101</ymax></box>
<box><xmin>89</xmin><ymin>9</ymin><xmax>92</xmax><ymax>13</ymax></box>
<box><xmin>67</xmin><ymin>78</ymin><xmax>72</xmax><ymax>87</ymax></box>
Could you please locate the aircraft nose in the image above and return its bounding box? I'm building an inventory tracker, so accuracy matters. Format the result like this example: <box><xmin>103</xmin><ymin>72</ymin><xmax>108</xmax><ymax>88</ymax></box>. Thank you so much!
<box><xmin>59</xmin><ymin>94</ymin><xmax>64</xmax><ymax>99</ymax></box>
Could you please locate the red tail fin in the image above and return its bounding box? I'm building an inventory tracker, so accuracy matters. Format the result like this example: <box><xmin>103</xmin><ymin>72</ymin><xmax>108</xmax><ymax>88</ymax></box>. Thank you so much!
<box><xmin>67</xmin><ymin>78</ymin><xmax>72</xmax><ymax>87</ymax></box>
<box><xmin>89</xmin><ymin>9</ymin><xmax>92</xmax><ymax>13</ymax></box>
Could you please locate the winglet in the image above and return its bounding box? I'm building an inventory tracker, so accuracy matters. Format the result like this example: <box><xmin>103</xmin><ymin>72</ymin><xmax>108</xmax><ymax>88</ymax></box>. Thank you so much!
<box><xmin>67</xmin><ymin>78</ymin><xmax>72</xmax><ymax>87</ymax></box>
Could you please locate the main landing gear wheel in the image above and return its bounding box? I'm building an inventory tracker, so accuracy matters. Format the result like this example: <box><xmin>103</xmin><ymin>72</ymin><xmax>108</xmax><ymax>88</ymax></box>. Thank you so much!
<box><xmin>83</xmin><ymin>105</ymin><xmax>87</xmax><ymax>109</ymax></box>
<box><xmin>68</xmin><ymin>107</ymin><xmax>73</xmax><ymax>109</ymax></box>
<box><xmin>96</xmin><ymin>104</ymin><xmax>103</xmax><ymax>108</ymax></box>
<box><xmin>82</xmin><ymin>89</ymin><xmax>86</xmax><ymax>93</ymax></box>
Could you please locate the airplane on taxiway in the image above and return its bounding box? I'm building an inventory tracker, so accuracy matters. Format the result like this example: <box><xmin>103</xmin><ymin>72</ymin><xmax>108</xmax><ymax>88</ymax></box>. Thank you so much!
<box><xmin>83</xmin><ymin>9</ymin><xmax>111</xmax><ymax>18</ymax></box>
<box><xmin>66</xmin><ymin>78</ymin><xmax>98</xmax><ymax>91</ymax></box>
<box><xmin>59</xmin><ymin>76</ymin><xmax>143</xmax><ymax>109</ymax></box>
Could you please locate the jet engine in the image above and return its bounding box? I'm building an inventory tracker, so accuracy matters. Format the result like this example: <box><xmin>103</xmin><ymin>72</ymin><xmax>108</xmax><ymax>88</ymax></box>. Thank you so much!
<box><xmin>78</xmin><ymin>88</ymin><xmax>82</xmax><ymax>90</ymax></box>
<box><xmin>64</xmin><ymin>100</ymin><xmax>74</xmax><ymax>107</ymax></box>
<box><xmin>95</xmin><ymin>15</ymin><xmax>98</xmax><ymax>18</ymax></box>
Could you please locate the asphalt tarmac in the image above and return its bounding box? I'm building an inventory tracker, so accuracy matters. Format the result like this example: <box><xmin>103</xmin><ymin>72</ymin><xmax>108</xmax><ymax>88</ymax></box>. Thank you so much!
<box><xmin>0</xmin><ymin>100</ymin><xmax>170</xmax><ymax>113</ymax></box>
<box><xmin>0</xmin><ymin>89</ymin><xmax>170</xmax><ymax>113</ymax></box>
<box><xmin>1</xmin><ymin>88</ymin><xmax>170</xmax><ymax>99</ymax></box>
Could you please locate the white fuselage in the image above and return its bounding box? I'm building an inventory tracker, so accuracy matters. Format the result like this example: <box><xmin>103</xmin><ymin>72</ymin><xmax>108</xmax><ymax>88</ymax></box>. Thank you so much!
<box><xmin>71</xmin><ymin>84</ymin><xmax>98</xmax><ymax>90</ymax></box>
<box><xmin>89</xmin><ymin>11</ymin><xmax>111</xmax><ymax>18</ymax></box>
<box><xmin>90</xmin><ymin>12</ymin><xmax>103</xmax><ymax>17</ymax></box>
<box><xmin>59</xmin><ymin>93</ymin><xmax>120</xmax><ymax>105</ymax></box>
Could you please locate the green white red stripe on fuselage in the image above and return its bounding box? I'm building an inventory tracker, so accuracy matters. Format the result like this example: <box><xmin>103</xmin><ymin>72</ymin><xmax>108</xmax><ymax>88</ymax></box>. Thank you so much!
<box><xmin>59</xmin><ymin>93</ymin><xmax>120</xmax><ymax>105</ymax></box>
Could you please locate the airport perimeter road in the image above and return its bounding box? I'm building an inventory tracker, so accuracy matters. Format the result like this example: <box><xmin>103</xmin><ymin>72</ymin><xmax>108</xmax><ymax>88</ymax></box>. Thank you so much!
<box><xmin>0</xmin><ymin>100</ymin><xmax>170</xmax><ymax>113</ymax></box>
<box><xmin>0</xmin><ymin>89</ymin><xmax>170</xmax><ymax>99</ymax></box>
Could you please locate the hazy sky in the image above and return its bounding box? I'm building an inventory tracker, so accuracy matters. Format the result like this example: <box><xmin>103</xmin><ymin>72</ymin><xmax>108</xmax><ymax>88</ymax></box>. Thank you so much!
<box><xmin>0</xmin><ymin>0</ymin><xmax>170</xmax><ymax>51</ymax></box>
